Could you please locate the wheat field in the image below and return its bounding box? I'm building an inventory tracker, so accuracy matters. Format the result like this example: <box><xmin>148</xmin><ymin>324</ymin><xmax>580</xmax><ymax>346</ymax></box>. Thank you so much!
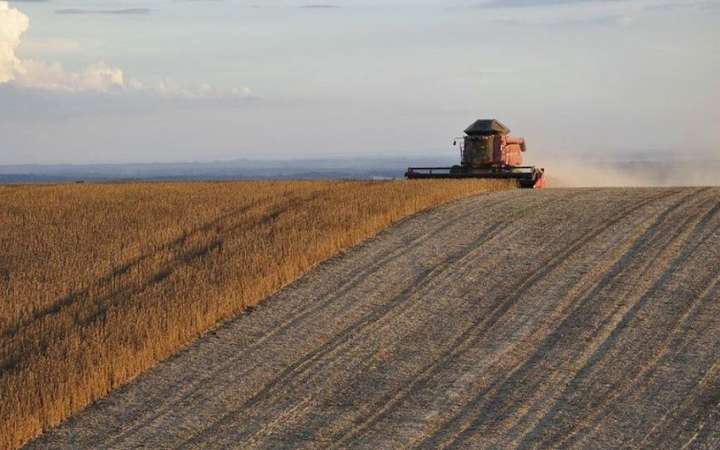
<box><xmin>0</xmin><ymin>179</ymin><xmax>510</xmax><ymax>449</ymax></box>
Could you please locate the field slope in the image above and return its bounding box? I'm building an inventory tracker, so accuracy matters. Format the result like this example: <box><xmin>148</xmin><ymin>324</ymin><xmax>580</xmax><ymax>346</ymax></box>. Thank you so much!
<box><xmin>27</xmin><ymin>187</ymin><xmax>720</xmax><ymax>449</ymax></box>
<box><xmin>0</xmin><ymin>180</ymin><xmax>510</xmax><ymax>450</ymax></box>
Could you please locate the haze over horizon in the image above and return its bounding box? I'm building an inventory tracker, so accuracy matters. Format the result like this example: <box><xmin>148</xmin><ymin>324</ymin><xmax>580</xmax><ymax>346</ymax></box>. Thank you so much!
<box><xmin>1</xmin><ymin>0</ymin><xmax>718</xmax><ymax>166</ymax></box>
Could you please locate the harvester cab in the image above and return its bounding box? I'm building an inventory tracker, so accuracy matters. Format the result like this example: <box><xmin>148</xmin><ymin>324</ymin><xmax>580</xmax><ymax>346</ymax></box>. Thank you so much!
<box><xmin>406</xmin><ymin>119</ymin><xmax>545</xmax><ymax>189</ymax></box>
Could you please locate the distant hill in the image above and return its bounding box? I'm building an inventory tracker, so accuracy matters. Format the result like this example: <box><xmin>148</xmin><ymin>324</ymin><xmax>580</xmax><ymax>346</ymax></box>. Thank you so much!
<box><xmin>0</xmin><ymin>156</ymin><xmax>456</xmax><ymax>183</ymax></box>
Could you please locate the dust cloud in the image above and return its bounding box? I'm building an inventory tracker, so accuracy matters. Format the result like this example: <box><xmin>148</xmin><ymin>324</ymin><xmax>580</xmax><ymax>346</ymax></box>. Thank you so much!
<box><xmin>536</xmin><ymin>159</ymin><xmax>720</xmax><ymax>188</ymax></box>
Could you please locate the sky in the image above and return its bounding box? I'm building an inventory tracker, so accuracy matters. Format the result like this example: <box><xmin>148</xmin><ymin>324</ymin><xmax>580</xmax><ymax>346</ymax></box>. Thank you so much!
<box><xmin>0</xmin><ymin>0</ymin><xmax>718</xmax><ymax>165</ymax></box>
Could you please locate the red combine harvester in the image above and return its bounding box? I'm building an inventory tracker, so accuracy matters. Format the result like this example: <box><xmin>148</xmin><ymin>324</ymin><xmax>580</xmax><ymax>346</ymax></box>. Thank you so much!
<box><xmin>405</xmin><ymin>119</ymin><xmax>545</xmax><ymax>189</ymax></box>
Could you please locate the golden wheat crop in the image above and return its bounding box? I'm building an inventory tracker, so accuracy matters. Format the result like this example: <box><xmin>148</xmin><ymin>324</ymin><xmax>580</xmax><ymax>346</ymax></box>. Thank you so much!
<box><xmin>0</xmin><ymin>179</ymin><xmax>511</xmax><ymax>449</ymax></box>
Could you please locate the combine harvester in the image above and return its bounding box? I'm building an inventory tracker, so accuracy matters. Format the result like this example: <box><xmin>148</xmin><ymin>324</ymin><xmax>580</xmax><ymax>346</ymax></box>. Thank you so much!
<box><xmin>405</xmin><ymin>119</ymin><xmax>545</xmax><ymax>188</ymax></box>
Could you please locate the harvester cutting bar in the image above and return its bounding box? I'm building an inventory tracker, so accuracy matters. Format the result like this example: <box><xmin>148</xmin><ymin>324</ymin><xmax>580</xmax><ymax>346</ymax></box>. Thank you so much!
<box><xmin>405</xmin><ymin>166</ymin><xmax>545</xmax><ymax>189</ymax></box>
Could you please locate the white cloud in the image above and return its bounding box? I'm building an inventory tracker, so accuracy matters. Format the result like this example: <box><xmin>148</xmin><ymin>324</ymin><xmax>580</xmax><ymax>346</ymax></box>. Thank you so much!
<box><xmin>0</xmin><ymin>1</ymin><xmax>252</xmax><ymax>98</ymax></box>
<box><xmin>0</xmin><ymin>1</ymin><xmax>124</xmax><ymax>92</ymax></box>
<box><xmin>130</xmin><ymin>79</ymin><xmax>255</xmax><ymax>100</ymax></box>
<box><xmin>15</xmin><ymin>60</ymin><xmax>125</xmax><ymax>93</ymax></box>
<box><xmin>0</xmin><ymin>0</ymin><xmax>28</xmax><ymax>83</ymax></box>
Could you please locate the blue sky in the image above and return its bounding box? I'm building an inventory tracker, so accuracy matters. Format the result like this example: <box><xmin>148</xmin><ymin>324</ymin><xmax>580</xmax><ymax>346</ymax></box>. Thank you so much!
<box><xmin>1</xmin><ymin>0</ymin><xmax>718</xmax><ymax>164</ymax></box>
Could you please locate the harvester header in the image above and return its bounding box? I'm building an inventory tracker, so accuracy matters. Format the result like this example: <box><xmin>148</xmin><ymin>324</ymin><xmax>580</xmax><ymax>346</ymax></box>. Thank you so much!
<box><xmin>405</xmin><ymin>119</ymin><xmax>545</xmax><ymax>189</ymax></box>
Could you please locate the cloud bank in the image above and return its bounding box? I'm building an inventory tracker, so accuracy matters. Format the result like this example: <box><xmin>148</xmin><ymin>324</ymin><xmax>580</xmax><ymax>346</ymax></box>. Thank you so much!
<box><xmin>0</xmin><ymin>1</ymin><xmax>28</xmax><ymax>83</ymax></box>
<box><xmin>0</xmin><ymin>1</ymin><xmax>252</xmax><ymax>98</ymax></box>
<box><xmin>1</xmin><ymin>1</ymin><xmax>124</xmax><ymax>92</ymax></box>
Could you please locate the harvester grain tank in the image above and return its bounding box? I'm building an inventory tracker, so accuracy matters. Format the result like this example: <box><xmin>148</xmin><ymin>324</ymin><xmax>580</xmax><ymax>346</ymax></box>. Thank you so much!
<box><xmin>405</xmin><ymin>119</ymin><xmax>545</xmax><ymax>188</ymax></box>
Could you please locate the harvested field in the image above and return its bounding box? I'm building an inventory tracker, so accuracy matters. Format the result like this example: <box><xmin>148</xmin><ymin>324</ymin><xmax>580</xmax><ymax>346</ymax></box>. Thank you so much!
<box><xmin>26</xmin><ymin>187</ymin><xmax>720</xmax><ymax>449</ymax></box>
<box><xmin>0</xmin><ymin>179</ymin><xmax>511</xmax><ymax>450</ymax></box>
